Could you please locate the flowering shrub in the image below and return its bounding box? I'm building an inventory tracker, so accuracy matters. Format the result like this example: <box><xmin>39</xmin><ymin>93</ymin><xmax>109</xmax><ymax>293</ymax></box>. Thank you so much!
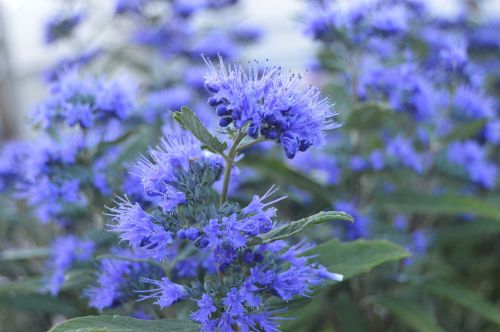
<box><xmin>1</xmin><ymin>0</ymin><xmax>499</xmax><ymax>332</ymax></box>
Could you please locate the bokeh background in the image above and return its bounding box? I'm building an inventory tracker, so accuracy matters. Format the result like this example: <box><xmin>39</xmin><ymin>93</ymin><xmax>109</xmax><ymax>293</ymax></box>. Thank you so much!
<box><xmin>2</xmin><ymin>0</ymin><xmax>500</xmax><ymax>139</ymax></box>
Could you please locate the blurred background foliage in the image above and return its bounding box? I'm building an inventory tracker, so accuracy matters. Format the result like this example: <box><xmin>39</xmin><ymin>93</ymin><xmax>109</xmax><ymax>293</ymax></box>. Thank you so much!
<box><xmin>0</xmin><ymin>0</ymin><xmax>500</xmax><ymax>331</ymax></box>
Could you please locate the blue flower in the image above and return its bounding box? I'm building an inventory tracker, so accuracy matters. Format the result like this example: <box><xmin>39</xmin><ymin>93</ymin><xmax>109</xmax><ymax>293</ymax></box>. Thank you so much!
<box><xmin>448</xmin><ymin>140</ymin><xmax>497</xmax><ymax>189</ymax></box>
<box><xmin>452</xmin><ymin>85</ymin><xmax>495</xmax><ymax>120</ymax></box>
<box><xmin>138</xmin><ymin>277</ymin><xmax>187</xmax><ymax>308</ymax></box>
<box><xmin>204</xmin><ymin>56</ymin><xmax>337</xmax><ymax>158</ymax></box>
<box><xmin>34</xmin><ymin>70</ymin><xmax>136</xmax><ymax>129</ymax></box>
<box><xmin>485</xmin><ymin>120</ymin><xmax>500</xmax><ymax>144</ymax></box>
<box><xmin>144</xmin><ymin>87</ymin><xmax>192</xmax><ymax>122</ymax></box>
<box><xmin>191</xmin><ymin>294</ymin><xmax>216</xmax><ymax>324</ymax></box>
<box><xmin>108</xmin><ymin>197</ymin><xmax>174</xmax><ymax>261</ymax></box>
<box><xmin>386</xmin><ymin>136</ymin><xmax>425</xmax><ymax>174</ymax></box>
<box><xmin>0</xmin><ymin>141</ymin><xmax>28</xmax><ymax>192</ymax></box>
<box><xmin>85</xmin><ymin>248</ymin><xmax>164</xmax><ymax>311</ymax></box>
<box><xmin>47</xmin><ymin>236</ymin><xmax>94</xmax><ymax>296</ymax></box>
<box><xmin>334</xmin><ymin>200</ymin><xmax>370</xmax><ymax>240</ymax></box>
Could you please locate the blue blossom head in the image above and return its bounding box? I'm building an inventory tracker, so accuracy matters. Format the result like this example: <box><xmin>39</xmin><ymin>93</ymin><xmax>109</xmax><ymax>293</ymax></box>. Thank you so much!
<box><xmin>447</xmin><ymin>140</ymin><xmax>497</xmax><ymax>189</ymax></box>
<box><xmin>0</xmin><ymin>141</ymin><xmax>28</xmax><ymax>192</ymax></box>
<box><xmin>47</xmin><ymin>236</ymin><xmax>94</xmax><ymax>296</ymax></box>
<box><xmin>334</xmin><ymin>200</ymin><xmax>370</xmax><ymax>240</ymax></box>
<box><xmin>34</xmin><ymin>70</ymin><xmax>136</xmax><ymax>130</ymax></box>
<box><xmin>115</xmin><ymin>0</ymin><xmax>146</xmax><ymax>15</ymax></box>
<box><xmin>204</xmin><ymin>56</ymin><xmax>337</xmax><ymax>158</ymax></box>
<box><xmin>106</xmin><ymin>130</ymin><xmax>343</xmax><ymax>329</ymax></box>
<box><xmin>452</xmin><ymin>85</ymin><xmax>495</xmax><ymax>120</ymax></box>
<box><xmin>85</xmin><ymin>248</ymin><xmax>164</xmax><ymax>311</ymax></box>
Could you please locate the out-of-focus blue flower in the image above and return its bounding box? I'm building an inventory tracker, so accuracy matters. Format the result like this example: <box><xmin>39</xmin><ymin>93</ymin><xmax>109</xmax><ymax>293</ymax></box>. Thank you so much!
<box><xmin>448</xmin><ymin>140</ymin><xmax>497</xmax><ymax>189</ymax></box>
<box><xmin>114</xmin><ymin>0</ymin><xmax>147</xmax><ymax>15</ymax></box>
<box><xmin>393</xmin><ymin>214</ymin><xmax>408</xmax><ymax>231</ymax></box>
<box><xmin>0</xmin><ymin>141</ymin><xmax>28</xmax><ymax>192</ymax></box>
<box><xmin>204</xmin><ymin>56</ymin><xmax>337</xmax><ymax>159</ymax></box>
<box><xmin>291</xmin><ymin>151</ymin><xmax>340</xmax><ymax>185</ymax></box>
<box><xmin>193</xmin><ymin>31</ymin><xmax>238</xmax><ymax>60</ymax></box>
<box><xmin>370</xmin><ymin>149</ymin><xmax>385</xmax><ymax>171</ymax></box>
<box><xmin>386</xmin><ymin>136</ymin><xmax>425</xmax><ymax>174</ymax></box>
<box><xmin>133</xmin><ymin>20</ymin><xmax>192</xmax><ymax>58</ymax></box>
<box><xmin>144</xmin><ymin>87</ymin><xmax>192</xmax><ymax>123</ymax></box>
<box><xmin>485</xmin><ymin>120</ymin><xmax>500</xmax><ymax>144</ymax></box>
<box><xmin>351</xmin><ymin>155</ymin><xmax>368</xmax><ymax>172</ymax></box>
<box><xmin>172</xmin><ymin>0</ymin><xmax>206</xmax><ymax>18</ymax></box>
<box><xmin>370</xmin><ymin>4</ymin><xmax>408</xmax><ymax>37</ymax></box>
<box><xmin>360</xmin><ymin>61</ymin><xmax>437</xmax><ymax>121</ymax></box>
<box><xmin>334</xmin><ymin>200</ymin><xmax>369</xmax><ymax>240</ymax></box>
<box><xmin>19</xmin><ymin>135</ymin><xmax>88</xmax><ymax>224</ymax></box>
<box><xmin>452</xmin><ymin>85</ymin><xmax>495</xmax><ymax>120</ymax></box>
<box><xmin>44</xmin><ymin>12</ymin><xmax>83</xmax><ymax>44</ymax></box>
<box><xmin>34</xmin><ymin>71</ymin><xmax>136</xmax><ymax>129</ymax></box>
<box><xmin>43</xmin><ymin>49</ymin><xmax>101</xmax><ymax>83</ymax></box>
<box><xmin>47</xmin><ymin>236</ymin><xmax>94</xmax><ymax>296</ymax></box>
<box><xmin>85</xmin><ymin>248</ymin><xmax>164</xmax><ymax>311</ymax></box>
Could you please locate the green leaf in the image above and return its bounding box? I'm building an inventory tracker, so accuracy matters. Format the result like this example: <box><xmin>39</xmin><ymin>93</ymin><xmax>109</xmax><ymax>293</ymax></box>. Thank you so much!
<box><xmin>0</xmin><ymin>278</ymin><xmax>81</xmax><ymax>316</ymax></box>
<box><xmin>173</xmin><ymin>106</ymin><xmax>227</xmax><ymax>154</ymax></box>
<box><xmin>325</xmin><ymin>83</ymin><xmax>352</xmax><ymax>115</ymax></box>
<box><xmin>424</xmin><ymin>281</ymin><xmax>500</xmax><ymax>326</ymax></box>
<box><xmin>49</xmin><ymin>315</ymin><xmax>199</xmax><ymax>332</ymax></box>
<box><xmin>374</xmin><ymin>296</ymin><xmax>445</xmax><ymax>332</ymax></box>
<box><xmin>0</xmin><ymin>293</ymin><xmax>80</xmax><ymax>316</ymax></box>
<box><xmin>0</xmin><ymin>247</ymin><xmax>50</xmax><ymax>261</ymax></box>
<box><xmin>444</xmin><ymin>119</ymin><xmax>486</xmax><ymax>142</ymax></box>
<box><xmin>382</xmin><ymin>193</ymin><xmax>500</xmax><ymax>222</ymax></box>
<box><xmin>309</xmin><ymin>239</ymin><xmax>410</xmax><ymax>279</ymax></box>
<box><xmin>345</xmin><ymin>102</ymin><xmax>394</xmax><ymax>130</ymax></box>
<box><xmin>262</xmin><ymin>211</ymin><xmax>353</xmax><ymax>243</ymax></box>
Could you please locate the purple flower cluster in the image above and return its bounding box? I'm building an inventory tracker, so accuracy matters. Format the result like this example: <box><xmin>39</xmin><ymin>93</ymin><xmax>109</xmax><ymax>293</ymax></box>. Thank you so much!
<box><xmin>204</xmin><ymin>57</ymin><xmax>336</xmax><ymax>158</ymax></box>
<box><xmin>34</xmin><ymin>70</ymin><xmax>136</xmax><ymax>130</ymax></box>
<box><xmin>107</xmin><ymin>129</ymin><xmax>342</xmax><ymax>330</ymax></box>
<box><xmin>303</xmin><ymin>0</ymin><xmax>419</xmax><ymax>45</ymax></box>
<box><xmin>0</xmin><ymin>141</ymin><xmax>28</xmax><ymax>192</ymax></box>
<box><xmin>448</xmin><ymin>140</ymin><xmax>497</xmax><ymax>189</ymax></box>
<box><xmin>47</xmin><ymin>235</ymin><xmax>94</xmax><ymax>296</ymax></box>
<box><xmin>85</xmin><ymin>248</ymin><xmax>164</xmax><ymax>311</ymax></box>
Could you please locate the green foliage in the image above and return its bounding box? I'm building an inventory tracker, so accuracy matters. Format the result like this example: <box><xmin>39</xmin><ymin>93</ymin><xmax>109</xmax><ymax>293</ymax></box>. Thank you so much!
<box><xmin>0</xmin><ymin>247</ymin><xmax>49</xmax><ymax>261</ymax></box>
<box><xmin>309</xmin><ymin>239</ymin><xmax>410</xmax><ymax>279</ymax></box>
<box><xmin>374</xmin><ymin>296</ymin><xmax>445</xmax><ymax>332</ymax></box>
<box><xmin>424</xmin><ymin>281</ymin><xmax>500</xmax><ymax>326</ymax></box>
<box><xmin>345</xmin><ymin>102</ymin><xmax>394</xmax><ymax>130</ymax></box>
<box><xmin>173</xmin><ymin>107</ymin><xmax>227</xmax><ymax>154</ymax></box>
<box><xmin>443</xmin><ymin>119</ymin><xmax>487</xmax><ymax>142</ymax></box>
<box><xmin>48</xmin><ymin>315</ymin><xmax>199</xmax><ymax>332</ymax></box>
<box><xmin>261</xmin><ymin>211</ymin><xmax>353</xmax><ymax>243</ymax></box>
<box><xmin>382</xmin><ymin>192</ymin><xmax>500</xmax><ymax>222</ymax></box>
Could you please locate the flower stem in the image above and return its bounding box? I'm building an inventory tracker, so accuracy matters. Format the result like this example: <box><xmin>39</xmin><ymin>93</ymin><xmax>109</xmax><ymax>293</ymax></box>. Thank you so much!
<box><xmin>220</xmin><ymin>132</ymin><xmax>246</xmax><ymax>205</ymax></box>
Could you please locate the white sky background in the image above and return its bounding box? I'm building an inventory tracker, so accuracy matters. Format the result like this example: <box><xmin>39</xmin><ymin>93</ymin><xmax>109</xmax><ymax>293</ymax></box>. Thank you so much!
<box><xmin>0</xmin><ymin>0</ymin><xmax>499</xmax><ymax>131</ymax></box>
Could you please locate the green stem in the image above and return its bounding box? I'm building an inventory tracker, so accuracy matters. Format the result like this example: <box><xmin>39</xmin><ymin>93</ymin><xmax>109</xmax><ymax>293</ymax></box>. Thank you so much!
<box><xmin>220</xmin><ymin>132</ymin><xmax>246</xmax><ymax>205</ymax></box>
<box><xmin>235</xmin><ymin>137</ymin><xmax>267</xmax><ymax>154</ymax></box>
